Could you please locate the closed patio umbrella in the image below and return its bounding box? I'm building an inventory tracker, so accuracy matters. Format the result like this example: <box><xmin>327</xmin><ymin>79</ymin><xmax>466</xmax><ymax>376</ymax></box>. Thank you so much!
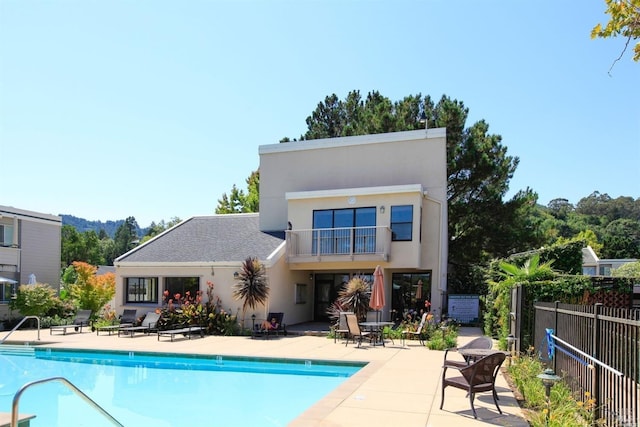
<box><xmin>369</xmin><ymin>265</ymin><xmax>385</xmax><ymax>322</ymax></box>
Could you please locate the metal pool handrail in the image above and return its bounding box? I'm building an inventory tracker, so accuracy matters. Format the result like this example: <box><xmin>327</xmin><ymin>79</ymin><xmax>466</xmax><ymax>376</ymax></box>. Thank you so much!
<box><xmin>0</xmin><ymin>316</ymin><xmax>40</xmax><ymax>344</ymax></box>
<box><xmin>12</xmin><ymin>377</ymin><xmax>124</xmax><ymax>427</ymax></box>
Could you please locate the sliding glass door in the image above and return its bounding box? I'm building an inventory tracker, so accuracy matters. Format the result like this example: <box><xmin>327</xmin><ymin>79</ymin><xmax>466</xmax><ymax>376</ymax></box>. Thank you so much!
<box><xmin>312</xmin><ymin>207</ymin><xmax>376</xmax><ymax>255</ymax></box>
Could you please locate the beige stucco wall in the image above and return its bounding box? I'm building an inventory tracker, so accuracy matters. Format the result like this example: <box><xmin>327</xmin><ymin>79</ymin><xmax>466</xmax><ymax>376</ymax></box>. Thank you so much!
<box><xmin>259</xmin><ymin>245</ymin><xmax>314</xmax><ymax>326</ymax></box>
<box><xmin>259</xmin><ymin>129</ymin><xmax>446</xmax><ymax>233</ymax></box>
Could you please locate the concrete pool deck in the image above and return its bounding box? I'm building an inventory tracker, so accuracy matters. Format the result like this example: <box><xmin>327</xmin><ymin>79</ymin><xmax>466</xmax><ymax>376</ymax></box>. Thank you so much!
<box><xmin>5</xmin><ymin>326</ymin><xmax>529</xmax><ymax>427</ymax></box>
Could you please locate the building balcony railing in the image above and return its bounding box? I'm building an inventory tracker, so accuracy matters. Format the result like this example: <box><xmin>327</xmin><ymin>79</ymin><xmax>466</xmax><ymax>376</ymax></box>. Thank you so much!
<box><xmin>285</xmin><ymin>226</ymin><xmax>391</xmax><ymax>263</ymax></box>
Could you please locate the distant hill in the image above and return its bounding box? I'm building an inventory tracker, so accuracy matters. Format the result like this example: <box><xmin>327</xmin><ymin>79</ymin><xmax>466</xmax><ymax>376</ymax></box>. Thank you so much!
<box><xmin>61</xmin><ymin>215</ymin><xmax>148</xmax><ymax>238</ymax></box>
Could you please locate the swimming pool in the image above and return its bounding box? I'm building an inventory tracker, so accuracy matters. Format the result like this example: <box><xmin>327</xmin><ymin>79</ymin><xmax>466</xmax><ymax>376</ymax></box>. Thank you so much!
<box><xmin>0</xmin><ymin>347</ymin><xmax>364</xmax><ymax>426</ymax></box>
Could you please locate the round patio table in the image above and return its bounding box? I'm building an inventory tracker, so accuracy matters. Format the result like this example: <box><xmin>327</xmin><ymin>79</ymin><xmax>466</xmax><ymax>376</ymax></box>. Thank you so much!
<box><xmin>359</xmin><ymin>321</ymin><xmax>394</xmax><ymax>346</ymax></box>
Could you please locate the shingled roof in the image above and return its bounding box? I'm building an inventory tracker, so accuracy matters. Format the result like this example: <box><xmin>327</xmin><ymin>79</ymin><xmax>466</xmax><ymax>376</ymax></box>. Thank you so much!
<box><xmin>116</xmin><ymin>214</ymin><xmax>285</xmax><ymax>263</ymax></box>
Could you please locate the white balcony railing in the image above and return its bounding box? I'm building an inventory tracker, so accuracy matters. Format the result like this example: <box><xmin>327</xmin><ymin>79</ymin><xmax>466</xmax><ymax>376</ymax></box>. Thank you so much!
<box><xmin>285</xmin><ymin>226</ymin><xmax>391</xmax><ymax>262</ymax></box>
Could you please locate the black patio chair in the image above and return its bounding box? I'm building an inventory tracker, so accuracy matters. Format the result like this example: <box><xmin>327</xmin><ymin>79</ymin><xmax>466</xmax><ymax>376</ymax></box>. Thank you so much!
<box><xmin>443</xmin><ymin>335</ymin><xmax>493</xmax><ymax>368</ymax></box>
<box><xmin>440</xmin><ymin>351</ymin><xmax>506</xmax><ymax>418</ymax></box>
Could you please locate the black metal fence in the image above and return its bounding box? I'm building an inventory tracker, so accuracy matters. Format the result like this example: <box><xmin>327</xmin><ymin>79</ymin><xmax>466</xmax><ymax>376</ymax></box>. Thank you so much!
<box><xmin>534</xmin><ymin>302</ymin><xmax>639</xmax><ymax>427</ymax></box>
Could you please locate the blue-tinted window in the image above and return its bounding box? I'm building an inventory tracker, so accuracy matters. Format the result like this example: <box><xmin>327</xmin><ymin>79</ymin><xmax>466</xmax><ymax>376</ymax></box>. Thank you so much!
<box><xmin>391</xmin><ymin>205</ymin><xmax>413</xmax><ymax>241</ymax></box>
<box><xmin>355</xmin><ymin>207</ymin><xmax>376</xmax><ymax>253</ymax></box>
<box><xmin>312</xmin><ymin>208</ymin><xmax>377</xmax><ymax>254</ymax></box>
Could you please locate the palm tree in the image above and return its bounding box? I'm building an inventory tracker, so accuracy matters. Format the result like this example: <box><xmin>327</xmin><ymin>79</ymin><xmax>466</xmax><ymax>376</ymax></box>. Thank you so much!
<box><xmin>232</xmin><ymin>257</ymin><xmax>269</xmax><ymax>329</ymax></box>
<box><xmin>498</xmin><ymin>253</ymin><xmax>555</xmax><ymax>282</ymax></box>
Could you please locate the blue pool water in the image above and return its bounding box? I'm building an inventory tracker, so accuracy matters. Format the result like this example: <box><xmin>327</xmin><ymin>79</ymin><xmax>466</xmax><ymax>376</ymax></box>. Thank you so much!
<box><xmin>0</xmin><ymin>348</ymin><xmax>363</xmax><ymax>426</ymax></box>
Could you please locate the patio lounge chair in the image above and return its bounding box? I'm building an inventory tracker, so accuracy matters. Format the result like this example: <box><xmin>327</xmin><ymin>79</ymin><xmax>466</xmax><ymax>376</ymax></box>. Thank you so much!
<box><xmin>344</xmin><ymin>313</ymin><xmax>374</xmax><ymax>347</ymax></box>
<box><xmin>401</xmin><ymin>312</ymin><xmax>428</xmax><ymax>346</ymax></box>
<box><xmin>157</xmin><ymin>325</ymin><xmax>205</xmax><ymax>342</ymax></box>
<box><xmin>118</xmin><ymin>312</ymin><xmax>160</xmax><ymax>337</ymax></box>
<box><xmin>50</xmin><ymin>309</ymin><xmax>92</xmax><ymax>335</ymax></box>
<box><xmin>440</xmin><ymin>351</ymin><xmax>506</xmax><ymax>418</ymax></box>
<box><xmin>96</xmin><ymin>309</ymin><xmax>138</xmax><ymax>336</ymax></box>
<box><xmin>443</xmin><ymin>335</ymin><xmax>493</xmax><ymax>368</ymax></box>
<box><xmin>252</xmin><ymin>312</ymin><xmax>286</xmax><ymax>339</ymax></box>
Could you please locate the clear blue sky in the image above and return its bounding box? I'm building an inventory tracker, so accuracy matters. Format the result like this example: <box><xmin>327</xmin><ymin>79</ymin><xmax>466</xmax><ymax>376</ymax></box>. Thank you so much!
<box><xmin>1</xmin><ymin>0</ymin><xmax>638</xmax><ymax>227</ymax></box>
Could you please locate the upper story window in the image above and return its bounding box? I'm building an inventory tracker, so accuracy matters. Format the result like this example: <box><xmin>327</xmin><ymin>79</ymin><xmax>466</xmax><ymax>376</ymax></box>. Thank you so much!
<box><xmin>0</xmin><ymin>224</ymin><xmax>14</xmax><ymax>247</ymax></box>
<box><xmin>391</xmin><ymin>205</ymin><xmax>413</xmax><ymax>241</ymax></box>
<box><xmin>125</xmin><ymin>277</ymin><xmax>158</xmax><ymax>303</ymax></box>
<box><xmin>312</xmin><ymin>207</ymin><xmax>376</xmax><ymax>254</ymax></box>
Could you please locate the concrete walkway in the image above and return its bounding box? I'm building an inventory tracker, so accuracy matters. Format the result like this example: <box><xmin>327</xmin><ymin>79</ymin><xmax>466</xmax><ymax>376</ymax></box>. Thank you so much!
<box><xmin>4</xmin><ymin>326</ymin><xmax>530</xmax><ymax>427</ymax></box>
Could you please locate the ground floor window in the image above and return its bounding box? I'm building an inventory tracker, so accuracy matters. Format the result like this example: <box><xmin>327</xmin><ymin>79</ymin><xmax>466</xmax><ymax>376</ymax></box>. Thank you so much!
<box><xmin>125</xmin><ymin>277</ymin><xmax>158</xmax><ymax>303</ymax></box>
<box><xmin>164</xmin><ymin>277</ymin><xmax>199</xmax><ymax>303</ymax></box>
<box><xmin>0</xmin><ymin>282</ymin><xmax>17</xmax><ymax>303</ymax></box>
<box><xmin>391</xmin><ymin>272</ymin><xmax>432</xmax><ymax>322</ymax></box>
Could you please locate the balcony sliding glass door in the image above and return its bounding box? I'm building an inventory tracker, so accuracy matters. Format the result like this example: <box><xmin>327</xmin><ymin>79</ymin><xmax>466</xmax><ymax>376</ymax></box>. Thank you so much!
<box><xmin>312</xmin><ymin>207</ymin><xmax>376</xmax><ymax>255</ymax></box>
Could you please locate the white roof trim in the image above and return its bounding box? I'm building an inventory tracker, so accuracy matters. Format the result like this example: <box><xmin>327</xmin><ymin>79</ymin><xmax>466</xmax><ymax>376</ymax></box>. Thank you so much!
<box><xmin>286</xmin><ymin>184</ymin><xmax>424</xmax><ymax>200</ymax></box>
<box><xmin>114</xmin><ymin>261</ymin><xmax>242</xmax><ymax>268</ymax></box>
<box><xmin>259</xmin><ymin>128</ymin><xmax>445</xmax><ymax>155</ymax></box>
<box><xmin>0</xmin><ymin>205</ymin><xmax>62</xmax><ymax>224</ymax></box>
<box><xmin>266</xmin><ymin>240</ymin><xmax>287</xmax><ymax>262</ymax></box>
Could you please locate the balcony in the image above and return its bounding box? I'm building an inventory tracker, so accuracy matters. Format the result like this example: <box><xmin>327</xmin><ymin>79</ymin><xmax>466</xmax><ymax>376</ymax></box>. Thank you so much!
<box><xmin>285</xmin><ymin>226</ymin><xmax>391</xmax><ymax>264</ymax></box>
<box><xmin>0</xmin><ymin>246</ymin><xmax>20</xmax><ymax>266</ymax></box>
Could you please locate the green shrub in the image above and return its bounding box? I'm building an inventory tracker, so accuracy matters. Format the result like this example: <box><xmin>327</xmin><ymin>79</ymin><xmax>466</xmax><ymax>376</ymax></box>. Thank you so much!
<box><xmin>158</xmin><ymin>281</ymin><xmax>239</xmax><ymax>335</ymax></box>
<box><xmin>507</xmin><ymin>353</ymin><xmax>603</xmax><ymax>426</ymax></box>
<box><xmin>425</xmin><ymin>321</ymin><xmax>458</xmax><ymax>350</ymax></box>
<box><xmin>9</xmin><ymin>284</ymin><xmax>57</xmax><ymax>317</ymax></box>
<box><xmin>67</xmin><ymin>261</ymin><xmax>115</xmax><ymax>319</ymax></box>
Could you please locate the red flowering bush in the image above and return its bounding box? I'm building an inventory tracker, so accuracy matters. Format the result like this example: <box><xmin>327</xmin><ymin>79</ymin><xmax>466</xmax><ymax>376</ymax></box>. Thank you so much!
<box><xmin>157</xmin><ymin>282</ymin><xmax>238</xmax><ymax>335</ymax></box>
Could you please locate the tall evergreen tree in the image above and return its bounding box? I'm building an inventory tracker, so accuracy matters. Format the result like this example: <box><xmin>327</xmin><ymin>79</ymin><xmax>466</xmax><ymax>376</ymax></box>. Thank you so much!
<box><xmin>216</xmin><ymin>171</ymin><xmax>260</xmax><ymax>213</ymax></box>
<box><xmin>113</xmin><ymin>216</ymin><xmax>139</xmax><ymax>259</ymax></box>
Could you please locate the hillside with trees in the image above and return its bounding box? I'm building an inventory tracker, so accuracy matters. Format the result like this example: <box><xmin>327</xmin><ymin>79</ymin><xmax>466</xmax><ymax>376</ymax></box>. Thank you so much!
<box><xmin>61</xmin><ymin>216</ymin><xmax>181</xmax><ymax>268</ymax></box>
<box><xmin>61</xmin><ymin>214</ymin><xmax>146</xmax><ymax>238</ymax></box>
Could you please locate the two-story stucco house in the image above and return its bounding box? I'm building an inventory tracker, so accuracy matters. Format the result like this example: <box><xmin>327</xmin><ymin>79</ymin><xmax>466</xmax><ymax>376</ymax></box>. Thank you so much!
<box><xmin>0</xmin><ymin>205</ymin><xmax>62</xmax><ymax>320</ymax></box>
<box><xmin>114</xmin><ymin>128</ymin><xmax>448</xmax><ymax>326</ymax></box>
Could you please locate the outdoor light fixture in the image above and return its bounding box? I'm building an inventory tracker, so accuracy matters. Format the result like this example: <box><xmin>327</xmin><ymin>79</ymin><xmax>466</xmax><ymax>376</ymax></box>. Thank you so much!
<box><xmin>211</xmin><ymin>266</ymin><xmax>215</xmax><ymax>276</ymax></box>
<box><xmin>234</xmin><ymin>271</ymin><xmax>239</xmax><ymax>278</ymax></box>
<box><xmin>538</xmin><ymin>368</ymin><xmax>561</xmax><ymax>397</ymax></box>
<box><xmin>251</xmin><ymin>314</ymin><xmax>256</xmax><ymax>331</ymax></box>
<box><xmin>537</xmin><ymin>368</ymin><xmax>561</xmax><ymax>425</ymax></box>
<box><xmin>379</xmin><ymin>205</ymin><xmax>385</xmax><ymax>214</ymax></box>
<box><xmin>309</xmin><ymin>273</ymin><xmax>313</xmax><ymax>281</ymax></box>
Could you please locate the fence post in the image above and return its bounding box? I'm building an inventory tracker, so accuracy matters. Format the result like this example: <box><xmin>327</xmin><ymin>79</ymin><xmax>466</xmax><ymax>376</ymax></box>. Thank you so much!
<box><xmin>592</xmin><ymin>303</ymin><xmax>603</xmax><ymax>423</ymax></box>
<box><xmin>553</xmin><ymin>301</ymin><xmax>559</xmax><ymax>373</ymax></box>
